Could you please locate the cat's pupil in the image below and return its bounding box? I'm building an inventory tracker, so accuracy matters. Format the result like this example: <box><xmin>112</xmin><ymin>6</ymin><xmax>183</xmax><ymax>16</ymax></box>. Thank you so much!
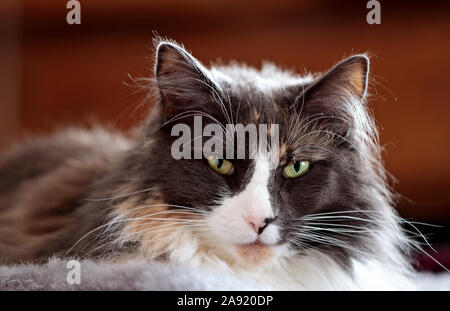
<box><xmin>217</xmin><ymin>159</ymin><xmax>223</xmax><ymax>169</ymax></box>
<box><xmin>294</xmin><ymin>162</ymin><xmax>300</xmax><ymax>172</ymax></box>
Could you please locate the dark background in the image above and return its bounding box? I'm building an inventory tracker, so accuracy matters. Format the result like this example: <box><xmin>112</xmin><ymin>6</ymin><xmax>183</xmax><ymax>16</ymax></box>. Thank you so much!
<box><xmin>1</xmin><ymin>1</ymin><xmax>450</xmax><ymax>250</ymax></box>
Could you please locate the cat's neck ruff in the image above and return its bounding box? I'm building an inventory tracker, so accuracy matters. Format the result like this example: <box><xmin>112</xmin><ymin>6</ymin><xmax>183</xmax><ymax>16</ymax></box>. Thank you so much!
<box><xmin>148</xmin><ymin>231</ymin><xmax>416</xmax><ymax>290</ymax></box>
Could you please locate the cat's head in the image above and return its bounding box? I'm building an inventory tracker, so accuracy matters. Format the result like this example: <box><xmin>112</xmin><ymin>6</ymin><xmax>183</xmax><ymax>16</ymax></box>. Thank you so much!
<box><xmin>114</xmin><ymin>39</ymin><xmax>400</xmax><ymax>269</ymax></box>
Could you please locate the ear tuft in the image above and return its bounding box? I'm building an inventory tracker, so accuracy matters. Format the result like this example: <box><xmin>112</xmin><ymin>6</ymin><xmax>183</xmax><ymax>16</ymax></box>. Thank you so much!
<box><xmin>154</xmin><ymin>41</ymin><xmax>194</xmax><ymax>79</ymax></box>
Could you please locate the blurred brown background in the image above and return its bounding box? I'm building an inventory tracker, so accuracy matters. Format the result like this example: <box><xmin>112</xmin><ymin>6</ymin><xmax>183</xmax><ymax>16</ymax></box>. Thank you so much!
<box><xmin>0</xmin><ymin>1</ymin><xmax>449</xmax><ymax>228</ymax></box>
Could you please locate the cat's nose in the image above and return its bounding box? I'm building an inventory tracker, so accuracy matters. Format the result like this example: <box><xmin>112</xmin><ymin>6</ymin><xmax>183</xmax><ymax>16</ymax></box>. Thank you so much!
<box><xmin>246</xmin><ymin>217</ymin><xmax>275</xmax><ymax>235</ymax></box>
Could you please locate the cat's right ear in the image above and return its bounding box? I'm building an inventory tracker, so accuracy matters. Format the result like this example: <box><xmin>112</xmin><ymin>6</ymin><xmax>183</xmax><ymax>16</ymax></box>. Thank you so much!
<box><xmin>154</xmin><ymin>41</ymin><xmax>221</xmax><ymax>121</ymax></box>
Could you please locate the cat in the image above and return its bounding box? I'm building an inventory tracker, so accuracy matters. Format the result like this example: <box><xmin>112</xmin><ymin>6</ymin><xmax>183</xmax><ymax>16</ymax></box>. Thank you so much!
<box><xmin>0</xmin><ymin>38</ymin><xmax>417</xmax><ymax>290</ymax></box>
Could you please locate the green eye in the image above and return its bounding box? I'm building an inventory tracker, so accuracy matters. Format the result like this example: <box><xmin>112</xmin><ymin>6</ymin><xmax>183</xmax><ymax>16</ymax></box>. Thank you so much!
<box><xmin>207</xmin><ymin>156</ymin><xmax>233</xmax><ymax>175</ymax></box>
<box><xmin>283</xmin><ymin>161</ymin><xmax>310</xmax><ymax>178</ymax></box>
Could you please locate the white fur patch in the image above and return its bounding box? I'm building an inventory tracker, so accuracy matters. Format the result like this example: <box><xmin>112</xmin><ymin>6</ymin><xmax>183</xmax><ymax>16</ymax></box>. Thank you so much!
<box><xmin>206</xmin><ymin>156</ymin><xmax>280</xmax><ymax>247</ymax></box>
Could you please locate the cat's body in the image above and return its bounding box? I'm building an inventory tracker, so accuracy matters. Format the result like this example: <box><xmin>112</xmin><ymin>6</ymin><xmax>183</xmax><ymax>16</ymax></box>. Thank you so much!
<box><xmin>0</xmin><ymin>128</ymin><xmax>133</xmax><ymax>262</ymax></box>
<box><xmin>0</xmin><ymin>39</ymin><xmax>416</xmax><ymax>289</ymax></box>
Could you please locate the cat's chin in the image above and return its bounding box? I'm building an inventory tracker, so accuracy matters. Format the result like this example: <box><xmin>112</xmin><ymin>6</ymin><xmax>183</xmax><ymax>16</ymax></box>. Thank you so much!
<box><xmin>234</xmin><ymin>241</ymin><xmax>275</xmax><ymax>266</ymax></box>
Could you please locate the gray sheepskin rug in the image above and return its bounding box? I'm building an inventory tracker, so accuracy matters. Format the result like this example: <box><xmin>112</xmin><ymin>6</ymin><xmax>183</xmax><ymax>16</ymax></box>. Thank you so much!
<box><xmin>1</xmin><ymin>258</ymin><xmax>449</xmax><ymax>290</ymax></box>
<box><xmin>0</xmin><ymin>258</ymin><xmax>261</xmax><ymax>291</ymax></box>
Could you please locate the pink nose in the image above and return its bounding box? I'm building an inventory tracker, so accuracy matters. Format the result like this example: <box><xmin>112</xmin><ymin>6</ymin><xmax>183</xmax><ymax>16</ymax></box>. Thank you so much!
<box><xmin>245</xmin><ymin>217</ymin><xmax>275</xmax><ymax>235</ymax></box>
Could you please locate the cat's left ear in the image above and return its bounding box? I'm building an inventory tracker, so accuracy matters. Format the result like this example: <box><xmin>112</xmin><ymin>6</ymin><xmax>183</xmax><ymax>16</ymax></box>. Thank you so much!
<box><xmin>297</xmin><ymin>55</ymin><xmax>369</xmax><ymax>133</ymax></box>
<box><xmin>306</xmin><ymin>55</ymin><xmax>369</xmax><ymax>99</ymax></box>
<box><xmin>154</xmin><ymin>40</ymin><xmax>221</xmax><ymax>120</ymax></box>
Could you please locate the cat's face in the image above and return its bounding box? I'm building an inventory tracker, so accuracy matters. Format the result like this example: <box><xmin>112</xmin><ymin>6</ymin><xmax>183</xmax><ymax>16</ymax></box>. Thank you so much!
<box><xmin>124</xmin><ymin>41</ymin><xmax>384</xmax><ymax>268</ymax></box>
